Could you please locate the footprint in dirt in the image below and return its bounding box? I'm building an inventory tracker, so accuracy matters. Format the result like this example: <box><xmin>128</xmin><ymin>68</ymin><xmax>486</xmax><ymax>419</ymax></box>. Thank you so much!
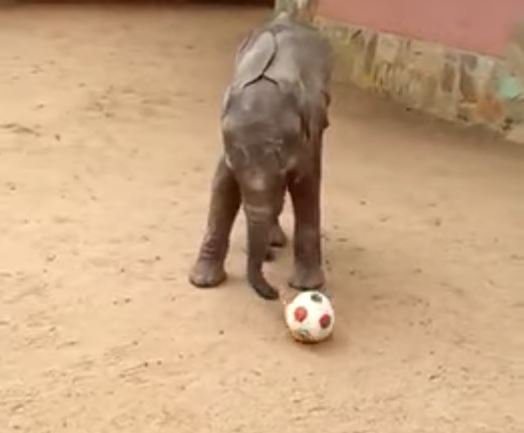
<box><xmin>0</xmin><ymin>122</ymin><xmax>40</xmax><ymax>136</ymax></box>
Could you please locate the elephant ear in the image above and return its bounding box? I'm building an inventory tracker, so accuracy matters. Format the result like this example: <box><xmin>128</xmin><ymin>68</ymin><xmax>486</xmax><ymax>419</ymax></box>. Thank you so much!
<box><xmin>233</xmin><ymin>31</ymin><xmax>277</xmax><ymax>89</ymax></box>
<box><xmin>264</xmin><ymin>29</ymin><xmax>332</xmax><ymax>135</ymax></box>
<box><xmin>262</xmin><ymin>32</ymin><xmax>301</xmax><ymax>86</ymax></box>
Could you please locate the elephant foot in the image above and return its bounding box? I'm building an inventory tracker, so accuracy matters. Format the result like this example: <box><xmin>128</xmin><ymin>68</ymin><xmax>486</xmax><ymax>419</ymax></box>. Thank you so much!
<box><xmin>289</xmin><ymin>264</ymin><xmax>325</xmax><ymax>291</ymax></box>
<box><xmin>189</xmin><ymin>259</ymin><xmax>227</xmax><ymax>288</ymax></box>
<box><xmin>269</xmin><ymin>223</ymin><xmax>287</xmax><ymax>247</ymax></box>
<box><xmin>265</xmin><ymin>248</ymin><xmax>276</xmax><ymax>262</ymax></box>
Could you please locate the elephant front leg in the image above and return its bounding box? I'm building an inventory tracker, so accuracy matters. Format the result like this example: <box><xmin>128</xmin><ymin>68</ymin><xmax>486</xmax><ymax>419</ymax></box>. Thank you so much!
<box><xmin>288</xmin><ymin>171</ymin><xmax>325</xmax><ymax>291</ymax></box>
<box><xmin>189</xmin><ymin>157</ymin><xmax>240</xmax><ymax>288</ymax></box>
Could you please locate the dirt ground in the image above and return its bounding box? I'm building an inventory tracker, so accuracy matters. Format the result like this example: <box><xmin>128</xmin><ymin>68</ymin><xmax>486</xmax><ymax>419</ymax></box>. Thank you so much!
<box><xmin>0</xmin><ymin>3</ymin><xmax>523</xmax><ymax>433</ymax></box>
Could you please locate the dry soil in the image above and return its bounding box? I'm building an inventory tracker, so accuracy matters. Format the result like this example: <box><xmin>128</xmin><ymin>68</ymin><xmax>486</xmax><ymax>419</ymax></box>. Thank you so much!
<box><xmin>0</xmin><ymin>3</ymin><xmax>523</xmax><ymax>433</ymax></box>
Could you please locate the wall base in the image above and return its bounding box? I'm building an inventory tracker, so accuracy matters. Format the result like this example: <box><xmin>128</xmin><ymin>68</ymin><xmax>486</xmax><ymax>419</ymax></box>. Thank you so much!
<box><xmin>275</xmin><ymin>0</ymin><xmax>524</xmax><ymax>144</ymax></box>
<box><xmin>320</xmin><ymin>17</ymin><xmax>524</xmax><ymax>144</ymax></box>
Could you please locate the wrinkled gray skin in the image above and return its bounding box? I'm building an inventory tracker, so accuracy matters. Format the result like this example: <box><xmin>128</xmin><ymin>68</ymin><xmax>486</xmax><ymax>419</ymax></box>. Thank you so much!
<box><xmin>189</xmin><ymin>12</ymin><xmax>333</xmax><ymax>300</ymax></box>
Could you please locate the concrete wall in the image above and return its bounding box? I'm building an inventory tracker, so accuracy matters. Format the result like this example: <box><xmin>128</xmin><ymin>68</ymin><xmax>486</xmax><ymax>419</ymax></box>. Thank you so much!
<box><xmin>319</xmin><ymin>0</ymin><xmax>524</xmax><ymax>56</ymax></box>
<box><xmin>275</xmin><ymin>0</ymin><xmax>524</xmax><ymax>144</ymax></box>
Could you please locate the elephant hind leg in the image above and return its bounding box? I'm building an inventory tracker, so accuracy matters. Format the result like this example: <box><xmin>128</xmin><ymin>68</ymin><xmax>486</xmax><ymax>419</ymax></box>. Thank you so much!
<box><xmin>264</xmin><ymin>222</ymin><xmax>285</xmax><ymax>261</ymax></box>
<box><xmin>249</xmin><ymin>220</ymin><xmax>285</xmax><ymax>262</ymax></box>
<box><xmin>269</xmin><ymin>185</ymin><xmax>287</xmax><ymax>248</ymax></box>
<box><xmin>269</xmin><ymin>222</ymin><xmax>286</xmax><ymax>247</ymax></box>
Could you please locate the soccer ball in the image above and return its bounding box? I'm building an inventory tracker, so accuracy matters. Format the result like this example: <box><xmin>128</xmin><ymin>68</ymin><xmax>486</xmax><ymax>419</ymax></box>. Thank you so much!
<box><xmin>284</xmin><ymin>290</ymin><xmax>335</xmax><ymax>343</ymax></box>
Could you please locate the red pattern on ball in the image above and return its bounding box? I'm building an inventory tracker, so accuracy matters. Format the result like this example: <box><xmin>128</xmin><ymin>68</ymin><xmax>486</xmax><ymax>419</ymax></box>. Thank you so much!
<box><xmin>294</xmin><ymin>306</ymin><xmax>308</xmax><ymax>322</ymax></box>
<box><xmin>319</xmin><ymin>313</ymin><xmax>331</xmax><ymax>329</ymax></box>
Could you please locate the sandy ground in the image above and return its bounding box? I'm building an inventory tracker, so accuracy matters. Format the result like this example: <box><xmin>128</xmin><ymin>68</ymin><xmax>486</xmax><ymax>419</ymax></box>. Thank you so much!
<box><xmin>0</xmin><ymin>3</ymin><xmax>523</xmax><ymax>432</ymax></box>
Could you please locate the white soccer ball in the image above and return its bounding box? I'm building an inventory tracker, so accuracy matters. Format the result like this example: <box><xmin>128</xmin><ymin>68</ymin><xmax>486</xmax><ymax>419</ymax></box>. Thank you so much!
<box><xmin>284</xmin><ymin>290</ymin><xmax>335</xmax><ymax>343</ymax></box>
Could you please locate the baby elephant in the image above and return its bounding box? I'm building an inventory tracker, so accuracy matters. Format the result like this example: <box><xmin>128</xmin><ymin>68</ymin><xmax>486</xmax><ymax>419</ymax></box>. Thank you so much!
<box><xmin>189</xmin><ymin>11</ymin><xmax>333</xmax><ymax>300</ymax></box>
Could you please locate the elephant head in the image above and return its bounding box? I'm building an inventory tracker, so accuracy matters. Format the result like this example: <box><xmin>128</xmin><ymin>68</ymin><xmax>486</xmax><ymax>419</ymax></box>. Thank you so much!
<box><xmin>222</xmin><ymin>80</ymin><xmax>303</xmax><ymax>300</ymax></box>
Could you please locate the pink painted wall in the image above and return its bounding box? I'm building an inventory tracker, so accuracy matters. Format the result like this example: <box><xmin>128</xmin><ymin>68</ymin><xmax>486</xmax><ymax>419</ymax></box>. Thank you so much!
<box><xmin>318</xmin><ymin>0</ymin><xmax>524</xmax><ymax>56</ymax></box>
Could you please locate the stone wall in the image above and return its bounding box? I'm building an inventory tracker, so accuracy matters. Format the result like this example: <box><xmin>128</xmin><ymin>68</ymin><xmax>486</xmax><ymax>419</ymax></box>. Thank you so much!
<box><xmin>275</xmin><ymin>0</ymin><xmax>524</xmax><ymax>144</ymax></box>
